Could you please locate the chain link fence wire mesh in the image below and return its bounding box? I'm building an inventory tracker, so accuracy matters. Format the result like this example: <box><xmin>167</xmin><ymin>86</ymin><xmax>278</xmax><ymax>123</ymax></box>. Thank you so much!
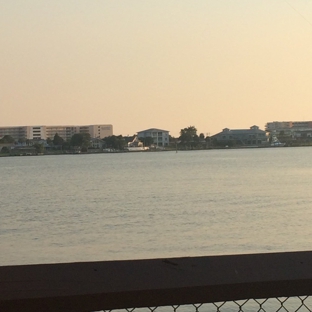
<box><xmin>94</xmin><ymin>297</ymin><xmax>312</xmax><ymax>312</ymax></box>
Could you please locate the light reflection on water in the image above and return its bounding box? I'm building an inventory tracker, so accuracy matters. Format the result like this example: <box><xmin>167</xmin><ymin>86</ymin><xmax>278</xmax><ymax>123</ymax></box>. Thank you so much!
<box><xmin>1</xmin><ymin>147</ymin><xmax>312</xmax><ymax>265</ymax></box>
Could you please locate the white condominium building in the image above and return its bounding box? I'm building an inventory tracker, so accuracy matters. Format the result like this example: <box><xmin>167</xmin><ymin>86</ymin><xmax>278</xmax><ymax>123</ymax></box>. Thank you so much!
<box><xmin>265</xmin><ymin>121</ymin><xmax>312</xmax><ymax>136</ymax></box>
<box><xmin>0</xmin><ymin>124</ymin><xmax>113</xmax><ymax>141</ymax></box>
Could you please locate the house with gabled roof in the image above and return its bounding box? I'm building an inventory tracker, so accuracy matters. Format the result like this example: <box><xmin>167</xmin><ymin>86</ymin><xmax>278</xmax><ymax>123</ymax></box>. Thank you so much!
<box><xmin>137</xmin><ymin>128</ymin><xmax>169</xmax><ymax>147</ymax></box>
<box><xmin>211</xmin><ymin>125</ymin><xmax>267</xmax><ymax>146</ymax></box>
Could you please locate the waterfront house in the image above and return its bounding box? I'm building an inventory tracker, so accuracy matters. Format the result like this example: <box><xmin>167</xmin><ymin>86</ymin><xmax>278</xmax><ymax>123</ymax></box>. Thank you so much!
<box><xmin>137</xmin><ymin>128</ymin><xmax>169</xmax><ymax>147</ymax></box>
<box><xmin>90</xmin><ymin>138</ymin><xmax>105</xmax><ymax>149</ymax></box>
<box><xmin>211</xmin><ymin>125</ymin><xmax>267</xmax><ymax>146</ymax></box>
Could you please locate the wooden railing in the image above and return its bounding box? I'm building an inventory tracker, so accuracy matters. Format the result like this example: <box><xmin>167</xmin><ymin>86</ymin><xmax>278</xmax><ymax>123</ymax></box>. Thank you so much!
<box><xmin>1</xmin><ymin>251</ymin><xmax>312</xmax><ymax>312</ymax></box>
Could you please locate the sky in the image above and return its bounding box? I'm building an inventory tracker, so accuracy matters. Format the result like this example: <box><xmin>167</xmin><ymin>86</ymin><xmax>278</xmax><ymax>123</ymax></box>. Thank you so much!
<box><xmin>1</xmin><ymin>0</ymin><xmax>312</xmax><ymax>137</ymax></box>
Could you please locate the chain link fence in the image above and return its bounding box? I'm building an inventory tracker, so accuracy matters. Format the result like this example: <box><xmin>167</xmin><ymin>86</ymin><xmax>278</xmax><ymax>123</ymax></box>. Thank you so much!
<box><xmin>3</xmin><ymin>252</ymin><xmax>312</xmax><ymax>312</ymax></box>
<box><xmin>95</xmin><ymin>297</ymin><xmax>312</xmax><ymax>312</ymax></box>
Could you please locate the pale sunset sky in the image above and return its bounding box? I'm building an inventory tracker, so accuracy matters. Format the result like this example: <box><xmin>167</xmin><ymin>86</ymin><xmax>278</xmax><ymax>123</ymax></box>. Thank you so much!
<box><xmin>1</xmin><ymin>0</ymin><xmax>312</xmax><ymax>137</ymax></box>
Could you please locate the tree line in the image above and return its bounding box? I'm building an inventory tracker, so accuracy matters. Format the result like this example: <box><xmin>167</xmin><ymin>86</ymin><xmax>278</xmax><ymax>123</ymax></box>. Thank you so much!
<box><xmin>0</xmin><ymin>133</ymin><xmax>93</xmax><ymax>153</ymax></box>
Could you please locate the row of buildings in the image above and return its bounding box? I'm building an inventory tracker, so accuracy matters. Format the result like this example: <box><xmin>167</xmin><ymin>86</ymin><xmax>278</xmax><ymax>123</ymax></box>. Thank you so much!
<box><xmin>138</xmin><ymin>122</ymin><xmax>312</xmax><ymax>147</ymax></box>
<box><xmin>2</xmin><ymin>121</ymin><xmax>312</xmax><ymax>149</ymax></box>
<box><xmin>0</xmin><ymin>124</ymin><xmax>171</xmax><ymax>147</ymax></box>
<box><xmin>211</xmin><ymin>121</ymin><xmax>312</xmax><ymax>146</ymax></box>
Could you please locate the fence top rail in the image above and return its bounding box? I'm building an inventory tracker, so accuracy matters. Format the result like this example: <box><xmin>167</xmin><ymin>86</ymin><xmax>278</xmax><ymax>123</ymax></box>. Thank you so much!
<box><xmin>1</xmin><ymin>251</ymin><xmax>312</xmax><ymax>312</ymax></box>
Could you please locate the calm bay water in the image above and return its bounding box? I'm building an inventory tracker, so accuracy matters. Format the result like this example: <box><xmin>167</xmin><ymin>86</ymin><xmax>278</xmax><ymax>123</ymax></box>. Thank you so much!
<box><xmin>1</xmin><ymin>147</ymin><xmax>312</xmax><ymax>266</ymax></box>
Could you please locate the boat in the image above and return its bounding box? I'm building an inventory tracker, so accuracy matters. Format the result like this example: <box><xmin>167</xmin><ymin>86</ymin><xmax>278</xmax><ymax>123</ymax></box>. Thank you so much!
<box><xmin>126</xmin><ymin>136</ymin><xmax>149</xmax><ymax>152</ymax></box>
<box><xmin>270</xmin><ymin>135</ymin><xmax>286</xmax><ymax>147</ymax></box>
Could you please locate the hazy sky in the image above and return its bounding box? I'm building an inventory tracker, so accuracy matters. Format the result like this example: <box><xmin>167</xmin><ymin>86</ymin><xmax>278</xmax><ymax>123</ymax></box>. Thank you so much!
<box><xmin>1</xmin><ymin>1</ymin><xmax>312</xmax><ymax>137</ymax></box>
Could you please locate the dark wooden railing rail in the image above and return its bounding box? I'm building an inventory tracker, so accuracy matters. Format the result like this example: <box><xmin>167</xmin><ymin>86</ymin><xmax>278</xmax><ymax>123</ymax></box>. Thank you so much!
<box><xmin>1</xmin><ymin>251</ymin><xmax>312</xmax><ymax>312</ymax></box>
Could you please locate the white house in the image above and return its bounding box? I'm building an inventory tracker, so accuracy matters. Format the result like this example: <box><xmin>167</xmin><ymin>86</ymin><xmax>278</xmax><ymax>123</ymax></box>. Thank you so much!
<box><xmin>137</xmin><ymin>128</ymin><xmax>169</xmax><ymax>147</ymax></box>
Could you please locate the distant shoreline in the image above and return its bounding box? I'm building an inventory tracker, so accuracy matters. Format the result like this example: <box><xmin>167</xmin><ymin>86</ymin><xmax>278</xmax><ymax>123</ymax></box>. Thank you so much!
<box><xmin>2</xmin><ymin>143</ymin><xmax>312</xmax><ymax>158</ymax></box>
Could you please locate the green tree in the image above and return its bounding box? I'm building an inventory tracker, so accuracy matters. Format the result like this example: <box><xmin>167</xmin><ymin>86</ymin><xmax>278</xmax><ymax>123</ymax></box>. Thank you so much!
<box><xmin>70</xmin><ymin>133</ymin><xmax>91</xmax><ymax>149</ymax></box>
<box><xmin>33</xmin><ymin>143</ymin><xmax>44</xmax><ymax>153</ymax></box>
<box><xmin>103</xmin><ymin>135</ymin><xmax>126</xmax><ymax>150</ymax></box>
<box><xmin>138</xmin><ymin>136</ymin><xmax>154</xmax><ymax>147</ymax></box>
<box><xmin>0</xmin><ymin>146</ymin><xmax>10</xmax><ymax>154</ymax></box>
<box><xmin>179</xmin><ymin>126</ymin><xmax>199</xmax><ymax>148</ymax></box>
<box><xmin>0</xmin><ymin>135</ymin><xmax>15</xmax><ymax>144</ymax></box>
<box><xmin>62</xmin><ymin>141</ymin><xmax>70</xmax><ymax>150</ymax></box>
<box><xmin>205</xmin><ymin>135</ymin><xmax>211</xmax><ymax>147</ymax></box>
<box><xmin>53</xmin><ymin>133</ymin><xmax>64</xmax><ymax>146</ymax></box>
<box><xmin>46</xmin><ymin>138</ymin><xmax>53</xmax><ymax>146</ymax></box>
<box><xmin>169</xmin><ymin>135</ymin><xmax>178</xmax><ymax>143</ymax></box>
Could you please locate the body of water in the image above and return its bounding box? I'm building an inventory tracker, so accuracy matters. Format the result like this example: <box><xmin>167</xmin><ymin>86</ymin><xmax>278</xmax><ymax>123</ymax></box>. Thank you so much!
<box><xmin>1</xmin><ymin>147</ymin><xmax>312</xmax><ymax>265</ymax></box>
